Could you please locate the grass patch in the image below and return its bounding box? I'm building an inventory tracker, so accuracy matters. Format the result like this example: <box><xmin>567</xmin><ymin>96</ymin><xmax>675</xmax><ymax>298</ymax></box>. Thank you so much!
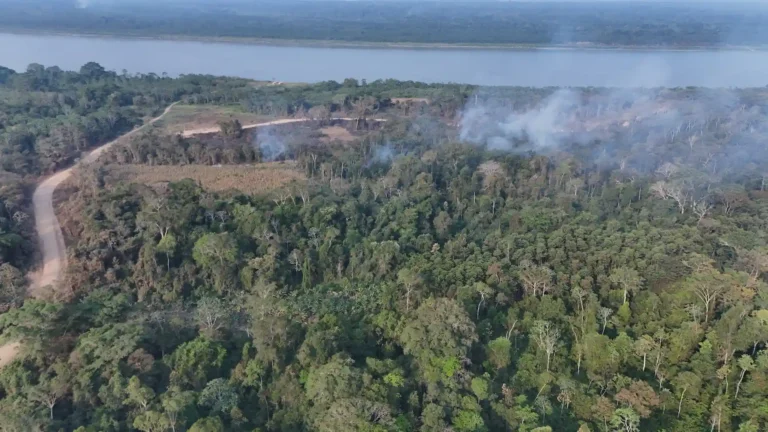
<box><xmin>106</xmin><ymin>162</ymin><xmax>305</xmax><ymax>195</ymax></box>
<box><xmin>319</xmin><ymin>126</ymin><xmax>356</xmax><ymax>143</ymax></box>
<box><xmin>155</xmin><ymin>104</ymin><xmax>275</xmax><ymax>134</ymax></box>
<box><xmin>391</xmin><ymin>97</ymin><xmax>431</xmax><ymax>104</ymax></box>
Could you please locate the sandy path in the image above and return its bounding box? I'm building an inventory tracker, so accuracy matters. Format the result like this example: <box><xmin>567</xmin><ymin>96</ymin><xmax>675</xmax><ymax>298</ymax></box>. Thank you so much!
<box><xmin>0</xmin><ymin>104</ymin><xmax>179</xmax><ymax>367</ymax></box>
<box><xmin>28</xmin><ymin>103</ymin><xmax>179</xmax><ymax>295</ymax></box>
<box><xmin>180</xmin><ymin>117</ymin><xmax>386</xmax><ymax>137</ymax></box>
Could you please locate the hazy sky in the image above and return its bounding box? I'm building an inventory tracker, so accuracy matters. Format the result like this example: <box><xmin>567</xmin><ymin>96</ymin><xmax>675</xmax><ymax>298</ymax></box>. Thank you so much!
<box><xmin>69</xmin><ymin>0</ymin><xmax>764</xmax><ymax>3</ymax></box>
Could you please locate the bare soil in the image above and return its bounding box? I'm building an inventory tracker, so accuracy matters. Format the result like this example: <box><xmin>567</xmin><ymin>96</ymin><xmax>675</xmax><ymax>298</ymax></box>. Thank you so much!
<box><xmin>0</xmin><ymin>342</ymin><xmax>19</xmax><ymax>368</ymax></box>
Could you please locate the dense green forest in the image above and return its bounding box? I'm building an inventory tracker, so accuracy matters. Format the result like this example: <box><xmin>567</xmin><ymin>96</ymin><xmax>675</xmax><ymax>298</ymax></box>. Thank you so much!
<box><xmin>4</xmin><ymin>63</ymin><xmax>768</xmax><ymax>431</ymax></box>
<box><xmin>1</xmin><ymin>0</ymin><xmax>767</xmax><ymax>47</ymax></box>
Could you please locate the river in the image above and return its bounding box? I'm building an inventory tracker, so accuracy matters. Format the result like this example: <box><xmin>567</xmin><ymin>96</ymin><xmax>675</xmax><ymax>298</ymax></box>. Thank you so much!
<box><xmin>1</xmin><ymin>32</ymin><xmax>767</xmax><ymax>87</ymax></box>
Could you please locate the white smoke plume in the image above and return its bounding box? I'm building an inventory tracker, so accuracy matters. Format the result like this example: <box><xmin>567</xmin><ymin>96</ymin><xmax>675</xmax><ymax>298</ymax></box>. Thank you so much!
<box><xmin>254</xmin><ymin>127</ymin><xmax>286</xmax><ymax>162</ymax></box>
<box><xmin>458</xmin><ymin>86</ymin><xmax>768</xmax><ymax>176</ymax></box>
<box><xmin>460</xmin><ymin>89</ymin><xmax>581</xmax><ymax>152</ymax></box>
<box><xmin>373</xmin><ymin>144</ymin><xmax>396</xmax><ymax>163</ymax></box>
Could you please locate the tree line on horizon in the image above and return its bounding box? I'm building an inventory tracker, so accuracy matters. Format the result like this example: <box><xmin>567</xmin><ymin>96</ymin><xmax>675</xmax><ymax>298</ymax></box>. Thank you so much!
<box><xmin>1</xmin><ymin>0</ymin><xmax>767</xmax><ymax>47</ymax></box>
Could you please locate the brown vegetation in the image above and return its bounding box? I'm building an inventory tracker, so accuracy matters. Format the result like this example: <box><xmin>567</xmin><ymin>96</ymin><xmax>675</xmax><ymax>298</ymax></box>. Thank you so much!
<box><xmin>391</xmin><ymin>97</ymin><xmax>431</xmax><ymax>105</ymax></box>
<box><xmin>319</xmin><ymin>126</ymin><xmax>356</xmax><ymax>143</ymax></box>
<box><xmin>53</xmin><ymin>177</ymin><xmax>84</xmax><ymax>250</ymax></box>
<box><xmin>105</xmin><ymin>162</ymin><xmax>306</xmax><ymax>195</ymax></box>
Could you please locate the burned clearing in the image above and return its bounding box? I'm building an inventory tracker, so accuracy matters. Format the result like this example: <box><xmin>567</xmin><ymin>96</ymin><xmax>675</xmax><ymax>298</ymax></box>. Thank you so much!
<box><xmin>105</xmin><ymin>162</ymin><xmax>305</xmax><ymax>195</ymax></box>
<box><xmin>319</xmin><ymin>126</ymin><xmax>356</xmax><ymax>144</ymax></box>
<box><xmin>95</xmin><ymin>118</ymin><xmax>386</xmax><ymax>196</ymax></box>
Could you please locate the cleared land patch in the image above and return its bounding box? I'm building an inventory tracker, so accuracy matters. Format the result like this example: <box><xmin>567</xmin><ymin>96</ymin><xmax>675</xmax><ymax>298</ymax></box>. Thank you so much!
<box><xmin>0</xmin><ymin>342</ymin><xmax>20</xmax><ymax>368</ymax></box>
<box><xmin>156</xmin><ymin>104</ymin><xmax>274</xmax><ymax>134</ymax></box>
<box><xmin>106</xmin><ymin>162</ymin><xmax>305</xmax><ymax>195</ymax></box>
<box><xmin>319</xmin><ymin>126</ymin><xmax>356</xmax><ymax>143</ymax></box>
<box><xmin>391</xmin><ymin>97</ymin><xmax>430</xmax><ymax>104</ymax></box>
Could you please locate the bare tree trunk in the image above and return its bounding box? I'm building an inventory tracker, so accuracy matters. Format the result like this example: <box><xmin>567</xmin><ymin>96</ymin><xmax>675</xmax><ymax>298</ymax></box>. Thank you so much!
<box><xmin>476</xmin><ymin>292</ymin><xmax>487</xmax><ymax>320</ymax></box>
<box><xmin>735</xmin><ymin>369</ymin><xmax>747</xmax><ymax>399</ymax></box>
<box><xmin>576</xmin><ymin>351</ymin><xmax>582</xmax><ymax>374</ymax></box>
<box><xmin>677</xmin><ymin>387</ymin><xmax>686</xmax><ymax>418</ymax></box>
<box><xmin>406</xmin><ymin>286</ymin><xmax>412</xmax><ymax>312</ymax></box>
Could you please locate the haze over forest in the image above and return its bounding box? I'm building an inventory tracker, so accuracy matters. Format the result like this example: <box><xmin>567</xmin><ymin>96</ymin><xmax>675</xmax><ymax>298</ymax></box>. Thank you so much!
<box><xmin>2</xmin><ymin>1</ymin><xmax>768</xmax><ymax>431</ymax></box>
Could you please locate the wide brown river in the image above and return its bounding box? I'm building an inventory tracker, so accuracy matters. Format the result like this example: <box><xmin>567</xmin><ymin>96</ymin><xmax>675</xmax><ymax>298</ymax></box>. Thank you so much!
<box><xmin>1</xmin><ymin>32</ymin><xmax>767</xmax><ymax>87</ymax></box>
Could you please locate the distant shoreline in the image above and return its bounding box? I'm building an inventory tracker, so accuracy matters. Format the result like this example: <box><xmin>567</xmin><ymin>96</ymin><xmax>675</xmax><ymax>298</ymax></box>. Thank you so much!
<box><xmin>2</xmin><ymin>28</ymin><xmax>767</xmax><ymax>52</ymax></box>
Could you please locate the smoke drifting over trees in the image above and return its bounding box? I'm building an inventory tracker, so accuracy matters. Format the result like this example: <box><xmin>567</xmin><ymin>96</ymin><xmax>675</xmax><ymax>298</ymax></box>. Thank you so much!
<box><xmin>253</xmin><ymin>127</ymin><xmax>286</xmax><ymax>162</ymax></box>
<box><xmin>7</xmin><ymin>61</ymin><xmax>768</xmax><ymax>431</ymax></box>
<box><xmin>459</xmin><ymin>87</ymin><xmax>768</xmax><ymax>180</ymax></box>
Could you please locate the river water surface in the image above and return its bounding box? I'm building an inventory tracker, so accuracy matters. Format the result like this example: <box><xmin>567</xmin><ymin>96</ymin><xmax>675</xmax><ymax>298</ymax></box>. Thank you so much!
<box><xmin>1</xmin><ymin>33</ymin><xmax>767</xmax><ymax>87</ymax></box>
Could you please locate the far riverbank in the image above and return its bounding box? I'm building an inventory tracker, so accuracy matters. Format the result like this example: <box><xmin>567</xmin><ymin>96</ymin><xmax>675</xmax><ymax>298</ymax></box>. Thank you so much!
<box><xmin>2</xmin><ymin>32</ymin><xmax>767</xmax><ymax>87</ymax></box>
<box><xmin>2</xmin><ymin>28</ymin><xmax>768</xmax><ymax>53</ymax></box>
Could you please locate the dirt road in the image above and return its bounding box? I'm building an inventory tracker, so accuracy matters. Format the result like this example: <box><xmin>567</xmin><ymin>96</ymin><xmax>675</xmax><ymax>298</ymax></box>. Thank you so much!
<box><xmin>180</xmin><ymin>117</ymin><xmax>386</xmax><ymax>137</ymax></box>
<box><xmin>28</xmin><ymin>103</ymin><xmax>178</xmax><ymax>295</ymax></box>
<box><xmin>0</xmin><ymin>104</ymin><xmax>178</xmax><ymax>367</ymax></box>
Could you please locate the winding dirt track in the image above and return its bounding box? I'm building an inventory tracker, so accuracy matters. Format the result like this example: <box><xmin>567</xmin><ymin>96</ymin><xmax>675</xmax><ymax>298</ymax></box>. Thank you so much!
<box><xmin>29</xmin><ymin>103</ymin><xmax>179</xmax><ymax>295</ymax></box>
<box><xmin>0</xmin><ymin>105</ymin><xmax>181</xmax><ymax>368</ymax></box>
<box><xmin>0</xmin><ymin>109</ymin><xmax>384</xmax><ymax>367</ymax></box>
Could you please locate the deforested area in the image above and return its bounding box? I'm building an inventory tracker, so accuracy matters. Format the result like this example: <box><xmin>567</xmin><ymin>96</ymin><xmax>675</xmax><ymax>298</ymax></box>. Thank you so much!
<box><xmin>3</xmin><ymin>62</ymin><xmax>768</xmax><ymax>432</ymax></box>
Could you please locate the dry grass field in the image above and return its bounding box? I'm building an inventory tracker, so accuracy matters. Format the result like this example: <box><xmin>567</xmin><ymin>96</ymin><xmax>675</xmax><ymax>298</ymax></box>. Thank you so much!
<box><xmin>391</xmin><ymin>97</ymin><xmax>430</xmax><ymax>104</ymax></box>
<box><xmin>319</xmin><ymin>126</ymin><xmax>356</xmax><ymax>143</ymax></box>
<box><xmin>155</xmin><ymin>104</ymin><xmax>274</xmax><ymax>134</ymax></box>
<box><xmin>107</xmin><ymin>162</ymin><xmax>305</xmax><ymax>195</ymax></box>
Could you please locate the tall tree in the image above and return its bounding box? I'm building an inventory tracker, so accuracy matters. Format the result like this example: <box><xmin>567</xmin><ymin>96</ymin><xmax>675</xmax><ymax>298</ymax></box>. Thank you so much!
<box><xmin>609</xmin><ymin>267</ymin><xmax>643</xmax><ymax>305</ymax></box>
<box><xmin>399</xmin><ymin>298</ymin><xmax>477</xmax><ymax>382</ymax></box>
<box><xmin>531</xmin><ymin>320</ymin><xmax>560</xmax><ymax>373</ymax></box>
